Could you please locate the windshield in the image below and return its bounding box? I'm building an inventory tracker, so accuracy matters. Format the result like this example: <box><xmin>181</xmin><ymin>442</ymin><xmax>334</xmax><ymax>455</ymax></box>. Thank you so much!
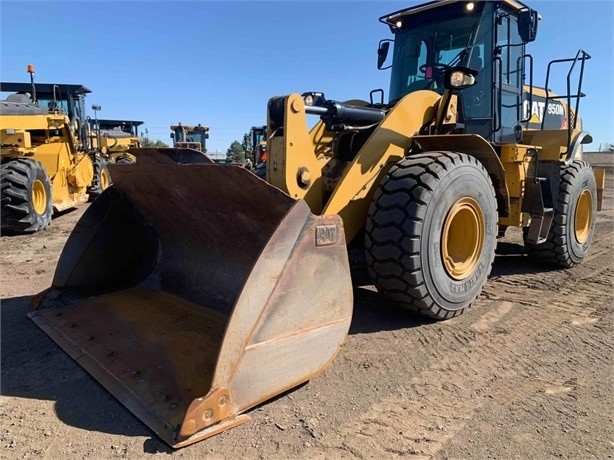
<box><xmin>174</xmin><ymin>129</ymin><xmax>206</xmax><ymax>145</ymax></box>
<box><xmin>388</xmin><ymin>2</ymin><xmax>492</xmax><ymax>103</ymax></box>
<box><xmin>98</xmin><ymin>123</ymin><xmax>137</xmax><ymax>136</ymax></box>
<box><xmin>36</xmin><ymin>97</ymin><xmax>69</xmax><ymax>114</ymax></box>
<box><xmin>252</xmin><ymin>129</ymin><xmax>266</xmax><ymax>146</ymax></box>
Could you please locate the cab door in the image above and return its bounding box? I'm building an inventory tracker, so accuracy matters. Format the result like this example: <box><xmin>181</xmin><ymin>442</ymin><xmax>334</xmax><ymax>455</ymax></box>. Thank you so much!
<box><xmin>494</xmin><ymin>9</ymin><xmax>525</xmax><ymax>143</ymax></box>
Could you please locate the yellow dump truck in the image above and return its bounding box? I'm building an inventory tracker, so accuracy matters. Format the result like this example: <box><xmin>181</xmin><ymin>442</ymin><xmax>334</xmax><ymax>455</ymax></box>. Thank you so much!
<box><xmin>30</xmin><ymin>0</ymin><xmax>604</xmax><ymax>448</ymax></box>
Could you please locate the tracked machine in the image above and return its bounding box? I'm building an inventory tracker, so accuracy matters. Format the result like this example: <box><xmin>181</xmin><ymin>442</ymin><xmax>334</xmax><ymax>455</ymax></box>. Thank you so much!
<box><xmin>30</xmin><ymin>0</ymin><xmax>605</xmax><ymax>448</ymax></box>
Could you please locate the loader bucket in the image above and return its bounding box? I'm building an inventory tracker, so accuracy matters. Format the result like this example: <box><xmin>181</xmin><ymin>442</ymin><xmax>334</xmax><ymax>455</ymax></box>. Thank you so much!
<box><xmin>127</xmin><ymin>147</ymin><xmax>217</xmax><ymax>164</ymax></box>
<box><xmin>29</xmin><ymin>149</ymin><xmax>353</xmax><ymax>448</ymax></box>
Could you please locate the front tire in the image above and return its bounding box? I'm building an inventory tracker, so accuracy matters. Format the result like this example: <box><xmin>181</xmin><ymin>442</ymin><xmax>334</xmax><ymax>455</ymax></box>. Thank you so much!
<box><xmin>87</xmin><ymin>156</ymin><xmax>112</xmax><ymax>201</ymax></box>
<box><xmin>365</xmin><ymin>152</ymin><xmax>498</xmax><ymax>319</ymax></box>
<box><xmin>524</xmin><ymin>160</ymin><xmax>597</xmax><ymax>267</ymax></box>
<box><xmin>1</xmin><ymin>159</ymin><xmax>53</xmax><ymax>234</ymax></box>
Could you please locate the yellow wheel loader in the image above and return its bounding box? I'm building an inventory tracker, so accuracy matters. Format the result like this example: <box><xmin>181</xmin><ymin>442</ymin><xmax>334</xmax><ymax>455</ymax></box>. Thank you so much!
<box><xmin>30</xmin><ymin>0</ymin><xmax>605</xmax><ymax>449</ymax></box>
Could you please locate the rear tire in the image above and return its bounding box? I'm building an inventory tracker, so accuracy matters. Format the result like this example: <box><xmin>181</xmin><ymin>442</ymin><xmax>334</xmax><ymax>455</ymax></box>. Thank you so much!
<box><xmin>365</xmin><ymin>152</ymin><xmax>498</xmax><ymax>319</ymax></box>
<box><xmin>88</xmin><ymin>156</ymin><xmax>112</xmax><ymax>201</ymax></box>
<box><xmin>523</xmin><ymin>160</ymin><xmax>597</xmax><ymax>267</ymax></box>
<box><xmin>1</xmin><ymin>159</ymin><xmax>53</xmax><ymax>234</ymax></box>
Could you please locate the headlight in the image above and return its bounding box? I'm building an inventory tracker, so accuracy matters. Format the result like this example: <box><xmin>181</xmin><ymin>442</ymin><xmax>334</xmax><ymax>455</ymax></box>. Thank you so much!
<box><xmin>449</xmin><ymin>71</ymin><xmax>476</xmax><ymax>88</ymax></box>
<box><xmin>444</xmin><ymin>67</ymin><xmax>478</xmax><ymax>90</ymax></box>
<box><xmin>301</xmin><ymin>92</ymin><xmax>326</xmax><ymax>107</ymax></box>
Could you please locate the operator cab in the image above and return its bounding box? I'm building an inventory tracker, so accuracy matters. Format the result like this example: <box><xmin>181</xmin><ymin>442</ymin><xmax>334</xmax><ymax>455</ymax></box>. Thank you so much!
<box><xmin>379</xmin><ymin>0</ymin><xmax>546</xmax><ymax>143</ymax></box>
<box><xmin>1</xmin><ymin>81</ymin><xmax>92</xmax><ymax>148</ymax></box>
<box><xmin>170</xmin><ymin>123</ymin><xmax>210</xmax><ymax>152</ymax></box>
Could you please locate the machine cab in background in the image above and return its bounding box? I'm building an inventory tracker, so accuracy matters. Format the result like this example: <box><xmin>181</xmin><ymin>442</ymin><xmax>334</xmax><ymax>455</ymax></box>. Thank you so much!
<box><xmin>170</xmin><ymin>123</ymin><xmax>210</xmax><ymax>153</ymax></box>
<box><xmin>380</xmin><ymin>0</ymin><xmax>542</xmax><ymax>144</ymax></box>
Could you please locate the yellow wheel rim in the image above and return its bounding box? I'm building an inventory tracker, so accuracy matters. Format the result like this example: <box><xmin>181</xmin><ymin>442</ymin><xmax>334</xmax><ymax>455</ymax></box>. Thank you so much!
<box><xmin>32</xmin><ymin>179</ymin><xmax>47</xmax><ymax>215</ymax></box>
<box><xmin>441</xmin><ymin>197</ymin><xmax>485</xmax><ymax>280</ymax></box>
<box><xmin>100</xmin><ymin>168</ymin><xmax>110</xmax><ymax>190</ymax></box>
<box><xmin>574</xmin><ymin>189</ymin><xmax>593</xmax><ymax>244</ymax></box>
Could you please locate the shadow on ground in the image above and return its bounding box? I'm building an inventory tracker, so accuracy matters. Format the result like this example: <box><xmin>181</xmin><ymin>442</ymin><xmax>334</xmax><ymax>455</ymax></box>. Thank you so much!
<box><xmin>0</xmin><ymin>295</ymin><xmax>157</xmax><ymax>446</ymax></box>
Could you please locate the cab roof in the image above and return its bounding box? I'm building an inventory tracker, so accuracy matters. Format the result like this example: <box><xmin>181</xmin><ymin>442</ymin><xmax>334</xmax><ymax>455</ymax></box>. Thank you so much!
<box><xmin>0</xmin><ymin>82</ymin><xmax>91</xmax><ymax>98</ymax></box>
<box><xmin>380</xmin><ymin>0</ymin><xmax>533</xmax><ymax>27</ymax></box>
<box><xmin>170</xmin><ymin>124</ymin><xmax>210</xmax><ymax>131</ymax></box>
<box><xmin>90</xmin><ymin>119</ymin><xmax>144</xmax><ymax>127</ymax></box>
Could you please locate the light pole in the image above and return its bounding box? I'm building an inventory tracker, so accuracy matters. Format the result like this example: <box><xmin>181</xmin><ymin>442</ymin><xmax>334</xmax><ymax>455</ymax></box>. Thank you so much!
<box><xmin>92</xmin><ymin>104</ymin><xmax>102</xmax><ymax>150</ymax></box>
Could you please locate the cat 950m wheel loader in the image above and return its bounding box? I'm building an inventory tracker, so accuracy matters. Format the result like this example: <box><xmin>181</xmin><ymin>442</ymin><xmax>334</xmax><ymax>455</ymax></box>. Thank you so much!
<box><xmin>30</xmin><ymin>0</ymin><xmax>605</xmax><ymax>449</ymax></box>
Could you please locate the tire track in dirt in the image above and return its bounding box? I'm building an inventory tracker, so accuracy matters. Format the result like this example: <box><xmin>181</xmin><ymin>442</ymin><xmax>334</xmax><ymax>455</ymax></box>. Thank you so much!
<box><xmin>482</xmin><ymin>226</ymin><xmax>613</xmax><ymax>310</ymax></box>
<box><xmin>437</xmin><ymin>298</ymin><xmax>613</xmax><ymax>459</ymax></box>
<box><xmin>300</xmin><ymin>254</ymin><xmax>613</xmax><ymax>459</ymax></box>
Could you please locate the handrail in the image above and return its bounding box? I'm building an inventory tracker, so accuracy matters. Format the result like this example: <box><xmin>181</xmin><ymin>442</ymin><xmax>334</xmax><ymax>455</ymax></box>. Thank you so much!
<box><xmin>519</xmin><ymin>54</ymin><xmax>533</xmax><ymax>123</ymax></box>
<box><xmin>541</xmin><ymin>49</ymin><xmax>591</xmax><ymax>154</ymax></box>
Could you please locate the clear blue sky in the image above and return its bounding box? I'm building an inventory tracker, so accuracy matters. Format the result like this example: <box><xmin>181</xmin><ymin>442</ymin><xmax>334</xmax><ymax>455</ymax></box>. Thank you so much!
<box><xmin>1</xmin><ymin>1</ymin><xmax>612</xmax><ymax>155</ymax></box>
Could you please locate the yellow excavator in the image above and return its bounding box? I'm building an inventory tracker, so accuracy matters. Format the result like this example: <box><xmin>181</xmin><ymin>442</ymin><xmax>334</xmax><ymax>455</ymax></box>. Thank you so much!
<box><xmin>30</xmin><ymin>0</ymin><xmax>605</xmax><ymax>449</ymax></box>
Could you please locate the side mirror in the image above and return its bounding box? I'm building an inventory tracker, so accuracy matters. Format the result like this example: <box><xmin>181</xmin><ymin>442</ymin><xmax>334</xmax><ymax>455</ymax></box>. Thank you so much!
<box><xmin>377</xmin><ymin>40</ymin><xmax>392</xmax><ymax>70</ymax></box>
<box><xmin>170</xmin><ymin>133</ymin><xmax>175</xmax><ymax>139</ymax></box>
<box><xmin>518</xmin><ymin>9</ymin><xmax>539</xmax><ymax>43</ymax></box>
<box><xmin>443</xmin><ymin>67</ymin><xmax>478</xmax><ymax>91</ymax></box>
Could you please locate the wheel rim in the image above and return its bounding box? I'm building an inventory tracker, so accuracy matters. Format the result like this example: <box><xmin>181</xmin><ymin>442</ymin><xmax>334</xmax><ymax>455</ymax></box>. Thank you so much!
<box><xmin>32</xmin><ymin>179</ymin><xmax>47</xmax><ymax>215</ymax></box>
<box><xmin>574</xmin><ymin>189</ymin><xmax>593</xmax><ymax>244</ymax></box>
<box><xmin>100</xmin><ymin>168</ymin><xmax>110</xmax><ymax>190</ymax></box>
<box><xmin>441</xmin><ymin>197</ymin><xmax>485</xmax><ymax>280</ymax></box>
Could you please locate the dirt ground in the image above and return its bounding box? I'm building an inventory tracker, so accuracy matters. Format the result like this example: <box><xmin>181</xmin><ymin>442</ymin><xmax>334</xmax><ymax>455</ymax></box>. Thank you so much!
<box><xmin>1</xmin><ymin>156</ymin><xmax>613</xmax><ymax>460</ymax></box>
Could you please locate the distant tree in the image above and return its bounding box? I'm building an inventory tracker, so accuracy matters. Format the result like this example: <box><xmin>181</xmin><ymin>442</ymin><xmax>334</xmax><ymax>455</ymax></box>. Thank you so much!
<box><xmin>226</xmin><ymin>140</ymin><xmax>246</xmax><ymax>163</ymax></box>
<box><xmin>140</xmin><ymin>138</ymin><xmax>169</xmax><ymax>148</ymax></box>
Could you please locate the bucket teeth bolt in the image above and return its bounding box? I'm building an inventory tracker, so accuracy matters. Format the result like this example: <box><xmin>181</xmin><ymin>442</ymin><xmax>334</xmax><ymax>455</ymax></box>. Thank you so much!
<box><xmin>202</xmin><ymin>409</ymin><xmax>214</xmax><ymax>421</ymax></box>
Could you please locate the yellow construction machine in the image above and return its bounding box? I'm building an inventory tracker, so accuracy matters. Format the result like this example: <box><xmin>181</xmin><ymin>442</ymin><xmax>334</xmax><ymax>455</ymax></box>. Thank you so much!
<box><xmin>170</xmin><ymin>122</ymin><xmax>210</xmax><ymax>152</ymax></box>
<box><xmin>0</xmin><ymin>66</ymin><xmax>101</xmax><ymax>234</ymax></box>
<box><xmin>137</xmin><ymin>122</ymin><xmax>218</xmax><ymax>163</ymax></box>
<box><xmin>244</xmin><ymin>124</ymin><xmax>268</xmax><ymax>177</ymax></box>
<box><xmin>30</xmin><ymin>0</ymin><xmax>605</xmax><ymax>449</ymax></box>
<box><xmin>89</xmin><ymin>118</ymin><xmax>144</xmax><ymax>164</ymax></box>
